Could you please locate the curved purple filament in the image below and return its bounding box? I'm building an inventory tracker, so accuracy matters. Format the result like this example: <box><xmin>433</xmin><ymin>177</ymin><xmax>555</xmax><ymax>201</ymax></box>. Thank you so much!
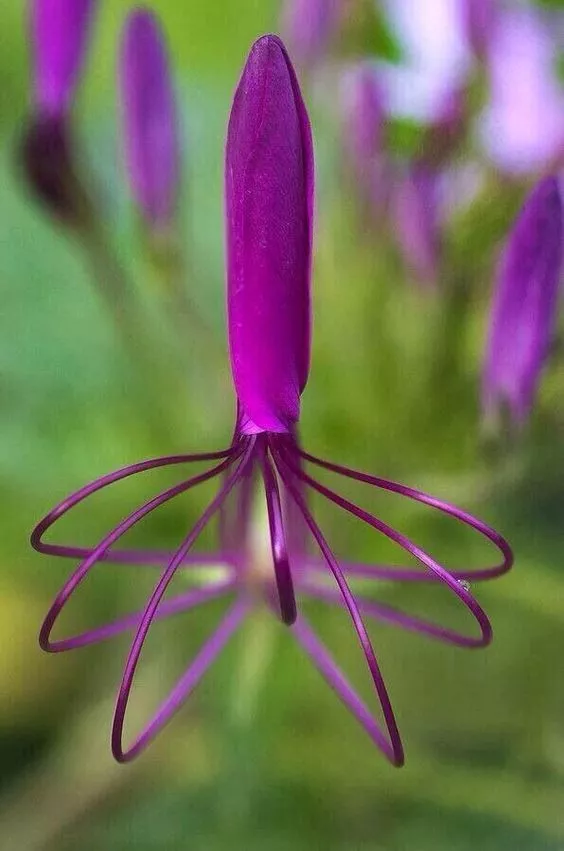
<box><xmin>300</xmin><ymin>582</ymin><xmax>483</xmax><ymax>649</ymax></box>
<box><xmin>218</xmin><ymin>456</ymin><xmax>255</xmax><ymax>564</ymax></box>
<box><xmin>276</xmin><ymin>454</ymin><xmax>404</xmax><ymax>766</ymax></box>
<box><xmin>36</xmin><ymin>447</ymin><xmax>244</xmax><ymax>652</ymax></box>
<box><xmin>290</xmin><ymin>443</ymin><xmax>513</xmax><ymax>582</ymax></box>
<box><xmin>116</xmin><ymin>597</ymin><xmax>249</xmax><ymax>760</ymax></box>
<box><xmin>32</xmin><ymin>446</ymin><xmax>237</xmax><ymax>563</ymax></box>
<box><xmin>111</xmin><ymin>437</ymin><xmax>256</xmax><ymax>762</ymax></box>
<box><xmin>31</xmin><ymin>427</ymin><xmax>513</xmax><ymax>767</ymax></box>
<box><xmin>275</xmin><ymin>446</ymin><xmax>492</xmax><ymax>648</ymax></box>
<box><xmin>261</xmin><ymin>446</ymin><xmax>297</xmax><ymax>625</ymax></box>
<box><xmin>293</xmin><ymin>616</ymin><xmax>402</xmax><ymax>763</ymax></box>
<box><xmin>47</xmin><ymin>580</ymin><xmax>236</xmax><ymax>651</ymax></box>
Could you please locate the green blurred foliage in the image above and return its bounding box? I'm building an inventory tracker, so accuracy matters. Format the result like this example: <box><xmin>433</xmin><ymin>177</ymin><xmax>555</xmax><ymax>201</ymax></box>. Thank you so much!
<box><xmin>2</xmin><ymin>1</ymin><xmax>564</xmax><ymax>850</ymax></box>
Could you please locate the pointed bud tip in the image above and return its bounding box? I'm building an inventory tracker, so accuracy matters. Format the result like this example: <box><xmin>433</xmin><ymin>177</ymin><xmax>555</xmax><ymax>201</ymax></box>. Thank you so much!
<box><xmin>30</xmin><ymin>0</ymin><xmax>96</xmax><ymax>116</ymax></box>
<box><xmin>120</xmin><ymin>7</ymin><xmax>179</xmax><ymax>228</ymax></box>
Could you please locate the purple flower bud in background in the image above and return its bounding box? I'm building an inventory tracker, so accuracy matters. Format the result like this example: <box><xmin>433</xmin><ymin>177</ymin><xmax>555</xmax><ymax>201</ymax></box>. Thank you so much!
<box><xmin>21</xmin><ymin>0</ymin><xmax>97</xmax><ymax>224</ymax></box>
<box><xmin>30</xmin><ymin>0</ymin><xmax>96</xmax><ymax>117</ymax></box>
<box><xmin>421</xmin><ymin>83</ymin><xmax>467</xmax><ymax>165</ymax></box>
<box><xmin>483</xmin><ymin>176</ymin><xmax>563</xmax><ymax>428</ymax></box>
<box><xmin>341</xmin><ymin>62</ymin><xmax>388</xmax><ymax>216</ymax></box>
<box><xmin>480</xmin><ymin>9</ymin><xmax>564</xmax><ymax>175</ymax></box>
<box><xmin>119</xmin><ymin>8</ymin><xmax>180</xmax><ymax>231</ymax></box>
<box><xmin>226</xmin><ymin>34</ymin><xmax>313</xmax><ymax>433</ymax></box>
<box><xmin>460</xmin><ymin>0</ymin><xmax>497</xmax><ymax>58</ymax></box>
<box><xmin>281</xmin><ymin>0</ymin><xmax>341</xmax><ymax>66</ymax></box>
<box><xmin>33</xmin><ymin>34</ymin><xmax>513</xmax><ymax>768</ymax></box>
<box><xmin>392</xmin><ymin>162</ymin><xmax>440</xmax><ymax>286</ymax></box>
<box><xmin>379</xmin><ymin>0</ymin><xmax>470</xmax><ymax>124</ymax></box>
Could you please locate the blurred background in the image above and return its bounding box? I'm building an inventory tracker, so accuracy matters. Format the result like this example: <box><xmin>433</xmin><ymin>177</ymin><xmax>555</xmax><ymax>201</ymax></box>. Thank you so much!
<box><xmin>2</xmin><ymin>0</ymin><xmax>564</xmax><ymax>848</ymax></box>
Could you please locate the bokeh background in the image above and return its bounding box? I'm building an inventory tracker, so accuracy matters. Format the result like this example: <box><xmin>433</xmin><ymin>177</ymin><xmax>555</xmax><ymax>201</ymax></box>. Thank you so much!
<box><xmin>2</xmin><ymin>0</ymin><xmax>564</xmax><ymax>848</ymax></box>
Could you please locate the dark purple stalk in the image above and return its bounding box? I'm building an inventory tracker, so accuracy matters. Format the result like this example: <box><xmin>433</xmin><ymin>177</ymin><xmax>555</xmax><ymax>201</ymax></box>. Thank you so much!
<box><xmin>261</xmin><ymin>445</ymin><xmax>297</xmax><ymax>625</ymax></box>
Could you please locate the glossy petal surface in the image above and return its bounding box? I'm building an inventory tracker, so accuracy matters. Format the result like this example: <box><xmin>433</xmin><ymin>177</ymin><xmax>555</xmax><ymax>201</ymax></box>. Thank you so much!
<box><xmin>226</xmin><ymin>35</ymin><xmax>314</xmax><ymax>433</ymax></box>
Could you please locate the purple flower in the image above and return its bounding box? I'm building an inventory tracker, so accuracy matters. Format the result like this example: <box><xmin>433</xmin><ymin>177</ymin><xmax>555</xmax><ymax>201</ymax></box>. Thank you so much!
<box><xmin>30</xmin><ymin>0</ymin><xmax>96</xmax><ymax>117</ymax></box>
<box><xmin>459</xmin><ymin>0</ymin><xmax>497</xmax><ymax>58</ymax></box>
<box><xmin>119</xmin><ymin>8</ymin><xmax>180</xmax><ymax>230</ymax></box>
<box><xmin>392</xmin><ymin>162</ymin><xmax>441</xmax><ymax>286</ymax></box>
<box><xmin>480</xmin><ymin>8</ymin><xmax>564</xmax><ymax>175</ymax></box>
<box><xmin>22</xmin><ymin>0</ymin><xmax>97</xmax><ymax>224</ymax></box>
<box><xmin>32</xmin><ymin>35</ymin><xmax>513</xmax><ymax>767</ymax></box>
<box><xmin>281</xmin><ymin>0</ymin><xmax>341</xmax><ymax>66</ymax></box>
<box><xmin>341</xmin><ymin>62</ymin><xmax>388</xmax><ymax>216</ymax></box>
<box><xmin>482</xmin><ymin>176</ymin><xmax>563</xmax><ymax>429</ymax></box>
<box><xmin>421</xmin><ymin>83</ymin><xmax>467</xmax><ymax>165</ymax></box>
<box><xmin>379</xmin><ymin>0</ymin><xmax>470</xmax><ymax>123</ymax></box>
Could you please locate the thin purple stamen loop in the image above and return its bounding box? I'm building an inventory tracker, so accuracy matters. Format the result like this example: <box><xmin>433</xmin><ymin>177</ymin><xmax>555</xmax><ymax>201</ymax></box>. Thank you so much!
<box><xmin>114</xmin><ymin>598</ymin><xmax>250</xmax><ymax>763</ymax></box>
<box><xmin>112</xmin><ymin>438</ymin><xmax>256</xmax><ymax>763</ymax></box>
<box><xmin>283</xmin><ymin>429</ymin><xmax>310</xmax><ymax>561</ymax></box>
<box><xmin>31</xmin><ymin>547</ymin><xmax>225</xmax><ymax>568</ymax></box>
<box><xmin>218</xmin><ymin>450</ymin><xmax>255</xmax><ymax>563</ymax></box>
<box><xmin>277</xmin><ymin>458</ymin><xmax>404</xmax><ymax>766</ymax></box>
<box><xmin>293</xmin><ymin>616</ymin><xmax>403</xmax><ymax>766</ymax></box>
<box><xmin>300</xmin><ymin>582</ymin><xmax>485</xmax><ymax>649</ymax></box>
<box><xmin>275</xmin><ymin>449</ymin><xmax>492</xmax><ymax>647</ymax></box>
<box><xmin>49</xmin><ymin>580</ymin><xmax>235</xmax><ymax>651</ymax></box>
<box><xmin>306</xmin><ymin>558</ymin><xmax>504</xmax><ymax>585</ymax></box>
<box><xmin>260</xmin><ymin>442</ymin><xmax>297</xmax><ymax>625</ymax></box>
<box><xmin>31</xmin><ymin>446</ymin><xmax>238</xmax><ymax>561</ymax></box>
<box><xmin>38</xmin><ymin>450</ymin><xmax>243</xmax><ymax>653</ymax></box>
<box><xmin>288</xmin><ymin>445</ymin><xmax>513</xmax><ymax>582</ymax></box>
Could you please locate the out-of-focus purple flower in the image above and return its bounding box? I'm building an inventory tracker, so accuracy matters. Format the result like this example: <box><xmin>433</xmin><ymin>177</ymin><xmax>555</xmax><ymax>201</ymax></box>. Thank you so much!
<box><xmin>459</xmin><ymin>0</ymin><xmax>497</xmax><ymax>58</ymax></box>
<box><xmin>281</xmin><ymin>0</ymin><xmax>341</xmax><ymax>66</ymax></box>
<box><xmin>341</xmin><ymin>62</ymin><xmax>388</xmax><ymax>214</ymax></box>
<box><xmin>379</xmin><ymin>0</ymin><xmax>470</xmax><ymax>123</ymax></box>
<box><xmin>393</xmin><ymin>162</ymin><xmax>441</xmax><ymax>285</ymax></box>
<box><xmin>22</xmin><ymin>0</ymin><xmax>97</xmax><ymax>224</ymax></box>
<box><xmin>119</xmin><ymin>9</ymin><xmax>180</xmax><ymax>230</ymax></box>
<box><xmin>32</xmin><ymin>35</ymin><xmax>513</xmax><ymax>768</ymax></box>
<box><xmin>421</xmin><ymin>83</ymin><xmax>467</xmax><ymax>165</ymax></box>
<box><xmin>480</xmin><ymin>9</ymin><xmax>564</xmax><ymax>175</ymax></box>
<box><xmin>30</xmin><ymin>0</ymin><xmax>96</xmax><ymax>117</ymax></box>
<box><xmin>483</xmin><ymin>176</ymin><xmax>563</xmax><ymax>428</ymax></box>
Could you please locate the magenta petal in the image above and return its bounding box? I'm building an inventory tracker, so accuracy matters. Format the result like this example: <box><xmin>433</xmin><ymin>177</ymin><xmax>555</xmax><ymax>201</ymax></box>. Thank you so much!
<box><xmin>483</xmin><ymin>176</ymin><xmax>563</xmax><ymax>426</ymax></box>
<box><xmin>30</xmin><ymin>0</ymin><xmax>96</xmax><ymax>116</ymax></box>
<box><xmin>226</xmin><ymin>34</ymin><xmax>314</xmax><ymax>433</ymax></box>
<box><xmin>119</xmin><ymin>9</ymin><xmax>180</xmax><ymax>228</ymax></box>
